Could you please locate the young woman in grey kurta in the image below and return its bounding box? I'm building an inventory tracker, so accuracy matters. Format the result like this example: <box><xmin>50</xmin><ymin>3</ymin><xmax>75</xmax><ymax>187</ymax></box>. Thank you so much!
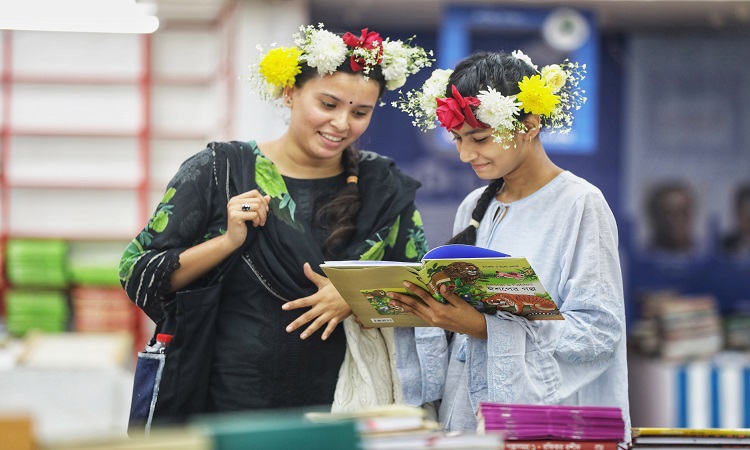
<box><xmin>391</xmin><ymin>50</ymin><xmax>631</xmax><ymax>442</ymax></box>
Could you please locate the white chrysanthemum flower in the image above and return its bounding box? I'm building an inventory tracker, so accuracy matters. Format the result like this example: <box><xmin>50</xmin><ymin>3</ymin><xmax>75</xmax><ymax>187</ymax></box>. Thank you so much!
<box><xmin>511</xmin><ymin>50</ymin><xmax>538</xmax><ymax>71</ymax></box>
<box><xmin>386</xmin><ymin>75</ymin><xmax>407</xmax><ymax>90</ymax></box>
<box><xmin>418</xmin><ymin>68</ymin><xmax>453</xmax><ymax>119</ymax></box>
<box><xmin>301</xmin><ymin>28</ymin><xmax>347</xmax><ymax>75</ymax></box>
<box><xmin>476</xmin><ymin>87</ymin><xmax>521</xmax><ymax>131</ymax></box>
<box><xmin>381</xmin><ymin>40</ymin><xmax>409</xmax><ymax>82</ymax></box>
<box><xmin>541</xmin><ymin>64</ymin><xmax>567</xmax><ymax>93</ymax></box>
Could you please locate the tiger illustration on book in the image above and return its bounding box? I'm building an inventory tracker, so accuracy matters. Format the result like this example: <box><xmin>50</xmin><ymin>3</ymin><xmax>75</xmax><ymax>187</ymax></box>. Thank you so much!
<box><xmin>484</xmin><ymin>292</ymin><xmax>558</xmax><ymax>314</ymax></box>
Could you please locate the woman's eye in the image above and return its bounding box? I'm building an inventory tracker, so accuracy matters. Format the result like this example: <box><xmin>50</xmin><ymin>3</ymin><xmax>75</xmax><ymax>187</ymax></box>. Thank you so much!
<box><xmin>451</xmin><ymin>135</ymin><xmax>461</xmax><ymax>142</ymax></box>
<box><xmin>353</xmin><ymin>110</ymin><xmax>369</xmax><ymax>117</ymax></box>
<box><xmin>322</xmin><ymin>101</ymin><xmax>335</xmax><ymax>108</ymax></box>
<box><xmin>473</xmin><ymin>136</ymin><xmax>489</xmax><ymax>143</ymax></box>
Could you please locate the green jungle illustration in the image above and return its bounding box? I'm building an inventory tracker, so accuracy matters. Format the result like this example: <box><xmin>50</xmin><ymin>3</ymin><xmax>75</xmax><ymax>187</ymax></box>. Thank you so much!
<box><xmin>362</xmin><ymin>289</ymin><xmax>410</xmax><ymax>315</ymax></box>
<box><xmin>422</xmin><ymin>261</ymin><xmax>558</xmax><ymax>316</ymax></box>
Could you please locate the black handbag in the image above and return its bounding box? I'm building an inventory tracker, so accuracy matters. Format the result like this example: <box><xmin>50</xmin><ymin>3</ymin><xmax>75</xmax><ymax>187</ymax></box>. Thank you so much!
<box><xmin>127</xmin><ymin>141</ymin><xmax>254</xmax><ymax>436</ymax></box>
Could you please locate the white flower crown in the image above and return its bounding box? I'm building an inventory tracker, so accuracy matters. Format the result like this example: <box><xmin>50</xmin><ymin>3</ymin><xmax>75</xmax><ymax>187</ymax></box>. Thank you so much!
<box><xmin>393</xmin><ymin>50</ymin><xmax>586</xmax><ymax>148</ymax></box>
<box><xmin>248</xmin><ymin>23</ymin><xmax>433</xmax><ymax>103</ymax></box>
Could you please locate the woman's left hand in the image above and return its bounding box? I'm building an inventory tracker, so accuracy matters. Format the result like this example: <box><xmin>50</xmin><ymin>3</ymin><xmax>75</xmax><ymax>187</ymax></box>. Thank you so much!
<box><xmin>388</xmin><ymin>282</ymin><xmax>488</xmax><ymax>340</ymax></box>
<box><xmin>282</xmin><ymin>262</ymin><xmax>352</xmax><ymax>340</ymax></box>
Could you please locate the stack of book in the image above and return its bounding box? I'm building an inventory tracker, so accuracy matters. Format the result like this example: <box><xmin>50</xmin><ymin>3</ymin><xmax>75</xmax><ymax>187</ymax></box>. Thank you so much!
<box><xmin>71</xmin><ymin>286</ymin><xmax>138</xmax><ymax>334</ymax></box>
<box><xmin>305</xmin><ymin>404</ymin><xmax>503</xmax><ymax>449</ymax></box>
<box><xmin>631</xmin><ymin>290</ymin><xmax>723</xmax><ymax>360</ymax></box>
<box><xmin>5</xmin><ymin>289</ymin><xmax>69</xmax><ymax>336</ymax></box>
<box><xmin>631</xmin><ymin>427</ymin><xmax>750</xmax><ymax>448</ymax></box>
<box><xmin>724</xmin><ymin>300</ymin><xmax>750</xmax><ymax>351</ymax></box>
<box><xmin>67</xmin><ymin>241</ymin><xmax>124</xmax><ymax>287</ymax></box>
<box><xmin>5</xmin><ymin>239</ymin><xmax>69</xmax><ymax>288</ymax></box>
<box><xmin>477</xmin><ymin>402</ymin><xmax>626</xmax><ymax>450</ymax></box>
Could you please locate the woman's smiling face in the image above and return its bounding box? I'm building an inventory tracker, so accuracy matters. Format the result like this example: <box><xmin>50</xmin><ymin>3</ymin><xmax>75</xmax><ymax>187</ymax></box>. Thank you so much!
<box><xmin>451</xmin><ymin>122</ymin><xmax>525</xmax><ymax>180</ymax></box>
<box><xmin>286</xmin><ymin>71</ymin><xmax>381</xmax><ymax>163</ymax></box>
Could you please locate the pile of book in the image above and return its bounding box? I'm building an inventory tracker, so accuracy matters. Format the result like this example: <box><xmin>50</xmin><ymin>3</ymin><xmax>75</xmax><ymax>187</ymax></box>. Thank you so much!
<box><xmin>305</xmin><ymin>404</ymin><xmax>503</xmax><ymax>449</ymax></box>
<box><xmin>67</xmin><ymin>241</ymin><xmax>124</xmax><ymax>287</ymax></box>
<box><xmin>71</xmin><ymin>286</ymin><xmax>138</xmax><ymax>334</ymax></box>
<box><xmin>631</xmin><ymin>290</ymin><xmax>723</xmax><ymax>360</ymax></box>
<box><xmin>477</xmin><ymin>402</ymin><xmax>626</xmax><ymax>450</ymax></box>
<box><xmin>631</xmin><ymin>427</ymin><xmax>750</xmax><ymax>448</ymax></box>
<box><xmin>5</xmin><ymin>239</ymin><xmax>69</xmax><ymax>288</ymax></box>
<box><xmin>5</xmin><ymin>289</ymin><xmax>69</xmax><ymax>336</ymax></box>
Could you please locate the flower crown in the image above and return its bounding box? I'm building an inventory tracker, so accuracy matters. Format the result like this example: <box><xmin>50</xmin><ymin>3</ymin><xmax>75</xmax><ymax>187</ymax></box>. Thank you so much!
<box><xmin>249</xmin><ymin>23</ymin><xmax>433</xmax><ymax>102</ymax></box>
<box><xmin>393</xmin><ymin>50</ymin><xmax>586</xmax><ymax>148</ymax></box>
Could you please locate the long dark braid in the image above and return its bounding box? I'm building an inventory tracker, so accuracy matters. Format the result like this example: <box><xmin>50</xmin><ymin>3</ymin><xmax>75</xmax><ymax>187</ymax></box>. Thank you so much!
<box><xmin>316</xmin><ymin>146</ymin><xmax>362</xmax><ymax>258</ymax></box>
<box><xmin>447</xmin><ymin>178</ymin><xmax>504</xmax><ymax>245</ymax></box>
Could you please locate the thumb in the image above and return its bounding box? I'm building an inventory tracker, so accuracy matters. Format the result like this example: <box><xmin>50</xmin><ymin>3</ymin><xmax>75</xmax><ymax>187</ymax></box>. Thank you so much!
<box><xmin>303</xmin><ymin>262</ymin><xmax>328</xmax><ymax>288</ymax></box>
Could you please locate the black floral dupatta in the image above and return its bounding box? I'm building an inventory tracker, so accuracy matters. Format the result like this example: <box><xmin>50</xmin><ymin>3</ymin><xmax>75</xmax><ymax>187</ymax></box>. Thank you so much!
<box><xmin>218</xmin><ymin>140</ymin><xmax>424</xmax><ymax>302</ymax></box>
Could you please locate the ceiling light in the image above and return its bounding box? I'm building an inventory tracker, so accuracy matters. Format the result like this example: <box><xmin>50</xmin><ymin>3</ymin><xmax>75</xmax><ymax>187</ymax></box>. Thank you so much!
<box><xmin>0</xmin><ymin>0</ymin><xmax>159</xmax><ymax>34</ymax></box>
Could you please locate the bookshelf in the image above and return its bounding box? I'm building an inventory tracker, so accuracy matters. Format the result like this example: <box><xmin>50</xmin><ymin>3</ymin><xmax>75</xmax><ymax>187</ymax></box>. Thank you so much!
<box><xmin>0</xmin><ymin>8</ymin><xmax>237</xmax><ymax>350</ymax></box>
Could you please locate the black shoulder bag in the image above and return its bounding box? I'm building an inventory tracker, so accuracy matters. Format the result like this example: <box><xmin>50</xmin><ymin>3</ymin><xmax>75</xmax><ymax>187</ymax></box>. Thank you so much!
<box><xmin>128</xmin><ymin>141</ymin><xmax>254</xmax><ymax>436</ymax></box>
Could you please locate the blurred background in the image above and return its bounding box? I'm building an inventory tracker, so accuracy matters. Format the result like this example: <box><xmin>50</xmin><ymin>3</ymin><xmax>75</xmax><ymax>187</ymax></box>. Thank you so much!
<box><xmin>1</xmin><ymin>0</ymin><xmax>750</xmax><ymax>446</ymax></box>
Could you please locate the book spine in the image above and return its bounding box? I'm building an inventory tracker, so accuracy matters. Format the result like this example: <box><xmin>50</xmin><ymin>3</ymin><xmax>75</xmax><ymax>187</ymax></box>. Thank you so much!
<box><xmin>503</xmin><ymin>441</ymin><xmax>620</xmax><ymax>450</ymax></box>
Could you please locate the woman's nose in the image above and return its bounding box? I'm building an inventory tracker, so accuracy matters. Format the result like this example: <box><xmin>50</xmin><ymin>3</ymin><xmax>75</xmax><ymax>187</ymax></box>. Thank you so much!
<box><xmin>330</xmin><ymin>110</ymin><xmax>350</xmax><ymax>131</ymax></box>
<box><xmin>457</xmin><ymin>143</ymin><xmax>476</xmax><ymax>163</ymax></box>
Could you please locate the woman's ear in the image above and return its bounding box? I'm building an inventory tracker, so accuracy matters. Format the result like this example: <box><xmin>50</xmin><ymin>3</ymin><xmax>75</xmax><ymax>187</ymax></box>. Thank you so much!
<box><xmin>521</xmin><ymin>115</ymin><xmax>541</xmax><ymax>141</ymax></box>
<box><xmin>282</xmin><ymin>87</ymin><xmax>294</xmax><ymax>108</ymax></box>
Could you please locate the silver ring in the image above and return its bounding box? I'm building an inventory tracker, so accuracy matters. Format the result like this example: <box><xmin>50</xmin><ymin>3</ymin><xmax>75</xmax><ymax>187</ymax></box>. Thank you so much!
<box><xmin>241</xmin><ymin>203</ymin><xmax>251</xmax><ymax>212</ymax></box>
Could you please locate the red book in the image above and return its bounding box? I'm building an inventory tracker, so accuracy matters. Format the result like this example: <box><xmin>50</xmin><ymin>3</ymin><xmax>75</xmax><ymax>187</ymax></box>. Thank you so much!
<box><xmin>503</xmin><ymin>440</ymin><xmax>620</xmax><ymax>450</ymax></box>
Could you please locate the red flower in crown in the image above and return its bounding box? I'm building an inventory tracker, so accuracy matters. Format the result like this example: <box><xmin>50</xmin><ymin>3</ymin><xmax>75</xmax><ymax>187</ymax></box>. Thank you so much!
<box><xmin>436</xmin><ymin>85</ymin><xmax>487</xmax><ymax>131</ymax></box>
<box><xmin>342</xmin><ymin>28</ymin><xmax>384</xmax><ymax>72</ymax></box>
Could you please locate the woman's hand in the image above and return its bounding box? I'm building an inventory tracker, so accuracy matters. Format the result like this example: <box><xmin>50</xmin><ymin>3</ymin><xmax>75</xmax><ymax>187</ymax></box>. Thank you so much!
<box><xmin>226</xmin><ymin>190</ymin><xmax>271</xmax><ymax>249</ymax></box>
<box><xmin>388</xmin><ymin>282</ymin><xmax>488</xmax><ymax>340</ymax></box>
<box><xmin>282</xmin><ymin>263</ymin><xmax>353</xmax><ymax>340</ymax></box>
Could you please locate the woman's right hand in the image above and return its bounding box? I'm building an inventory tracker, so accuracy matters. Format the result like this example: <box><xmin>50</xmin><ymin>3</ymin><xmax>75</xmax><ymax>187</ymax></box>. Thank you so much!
<box><xmin>226</xmin><ymin>190</ymin><xmax>271</xmax><ymax>249</ymax></box>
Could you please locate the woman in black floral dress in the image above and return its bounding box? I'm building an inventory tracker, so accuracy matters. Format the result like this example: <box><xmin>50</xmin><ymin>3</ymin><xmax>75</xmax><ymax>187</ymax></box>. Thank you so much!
<box><xmin>119</xmin><ymin>24</ymin><xmax>431</xmax><ymax>413</ymax></box>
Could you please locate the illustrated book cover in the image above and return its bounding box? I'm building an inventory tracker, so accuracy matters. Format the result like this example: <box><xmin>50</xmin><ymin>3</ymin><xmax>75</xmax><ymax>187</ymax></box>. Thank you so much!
<box><xmin>320</xmin><ymin>244</ymin><xmax>563</xmax><ymax>327</ymax></box>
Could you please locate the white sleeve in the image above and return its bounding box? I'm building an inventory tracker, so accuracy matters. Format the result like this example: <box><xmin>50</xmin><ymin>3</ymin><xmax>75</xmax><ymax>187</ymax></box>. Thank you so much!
<box><xmin>463</xmin><ymin>191</ymin><xmax>625</xmax><ymax>407</ymax></box>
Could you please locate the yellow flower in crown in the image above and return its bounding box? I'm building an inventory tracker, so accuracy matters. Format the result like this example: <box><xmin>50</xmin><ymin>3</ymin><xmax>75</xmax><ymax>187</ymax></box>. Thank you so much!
<box><xmin>259</xmin><ymin>46</ymin><xmax>304</xmax><ymax>89</ymax></box>
<box><xmin>516</xmin><ymin>74</ymin><xmax>559</xmax><ymax>117</ymax></box>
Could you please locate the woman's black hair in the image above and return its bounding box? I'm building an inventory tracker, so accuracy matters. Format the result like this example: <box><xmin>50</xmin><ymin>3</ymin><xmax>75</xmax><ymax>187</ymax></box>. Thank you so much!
<box><xmin>295</xmin><ymin>58</ymin><xmax>388</xmax><ymax>99</ymax></box>
<box><xmin>316</xmin><ymin>147</ymin><xmax>362</xmax><ymax>258</ymax></box>
<box><xmin>294</xmin><ymin>57</ymin><xmax>386</xmax><ymax>258</ymax></box>
<box><xmin>445</xmin><ymin>51</ymin><xmax>535</xmax><ymax>245</ymax></box>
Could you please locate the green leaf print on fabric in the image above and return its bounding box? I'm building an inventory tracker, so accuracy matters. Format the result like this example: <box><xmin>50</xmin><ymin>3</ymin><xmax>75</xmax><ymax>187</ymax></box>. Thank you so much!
<box><xmin>360</xmin><ymin>239</ymin><xmax>386</xmax><ymax>261</ymax></box>
<box><xmin>406</xmin><ymin>210</ymin><xmax>429</xmax><ymax>260</ymax></box>
<box><xmin>385</xmin><ymin>215</ymin><xmax>401</xmax><ymax>247</ymax></box>
<box><xmin>151</xmin><ymin>210</ymin><xmax>170</xmax><ymax>233</ymax></box>
<box><xmin>119</xmin><ymin>188</ymin><xmax>177</xmax><ymax>282</ymax></box>
<box><xmin>359</xmin><ymin>216</ymin><xmax>402</xmax><ymax>261</ymax></box>
<box><xmin>119</xmin><ymin>237</ymin><xmax>145</xmax><ymax>281</ymax></box>
<box><xmin>161</xmin><ymin>187</ymin><xmax>176</xmax><ymax>204</ymax></box>
<box><xmin>255</xmin><ymin>155</ymin><xmax>286</xmax><ymax>199</ymax></box>
<box><xmin>412</xmin><ymin>209</ymin><xmax>423</xmax><ymax>227</ymax></box>
<box><xmin>254</xmin><ymin>151</ymin><xmax>301</xmax><ymax>230</ymax></box>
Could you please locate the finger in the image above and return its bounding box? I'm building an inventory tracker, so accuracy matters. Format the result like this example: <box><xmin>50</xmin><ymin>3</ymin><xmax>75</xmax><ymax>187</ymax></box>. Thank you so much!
<box><xmin>387</xmin><ymin>291</ymin><xmax>423</xmax><ymax>314</ymax></box>
<box><xmin>303</xmin><ymin>262</ymin><xmax>327</xmax><ymax>288</ymax></box>
<box><xmin>298</xmin><ymin>315</ymin><xmax>325</xmax><ymax>340</ymax></box>
<box><xmin>402</xmin><ymin>281</ymin><xmax>440</xmax><ymax>305</ymax></box>
<box><xmin>437</xmin><ymin>283</ymin><xmax>464</xmax><ymax>306</ymax></box>
<box><xmin>319</xmin><ymin>318</ymin><xmax>340</xmax><ymax>341</ymax></box>
<box><xmin>282</xmin><ymin>297</ymin><xmax>311</xmax><ymax>311</ymax></box>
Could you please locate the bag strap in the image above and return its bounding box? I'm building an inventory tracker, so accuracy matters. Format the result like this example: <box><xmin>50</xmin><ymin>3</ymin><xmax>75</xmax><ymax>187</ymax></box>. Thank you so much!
<box><xmin>204</xmin><ymin>140</ymin><xmax>256</xmax><ymax>286</ymax></box>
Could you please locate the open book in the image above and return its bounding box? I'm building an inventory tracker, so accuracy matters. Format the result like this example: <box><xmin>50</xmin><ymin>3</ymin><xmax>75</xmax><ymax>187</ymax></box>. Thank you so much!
<box><xmin>321</xmin><ymin>244</ymin><xmax>563</xmax><ymax>327</ymax></box>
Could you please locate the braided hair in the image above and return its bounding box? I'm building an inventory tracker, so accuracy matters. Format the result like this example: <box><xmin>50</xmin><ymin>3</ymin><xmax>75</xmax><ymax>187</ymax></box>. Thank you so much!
<box><xmin>316</xmin><ymin>146</ymin><xmax>363</xmax><ymax>258</ymax></box>
<box><xmin>445</xmin><ymin>51</ymin><xmax>536</xmax><ymax>245</ymax></box>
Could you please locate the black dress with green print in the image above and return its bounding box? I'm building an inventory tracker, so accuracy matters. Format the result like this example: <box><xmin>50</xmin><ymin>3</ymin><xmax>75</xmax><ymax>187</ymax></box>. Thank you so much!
<box><xmin>119</xmin><ymin>140</ymin><xmax>428</xmax><ymax>411</ymax></box>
